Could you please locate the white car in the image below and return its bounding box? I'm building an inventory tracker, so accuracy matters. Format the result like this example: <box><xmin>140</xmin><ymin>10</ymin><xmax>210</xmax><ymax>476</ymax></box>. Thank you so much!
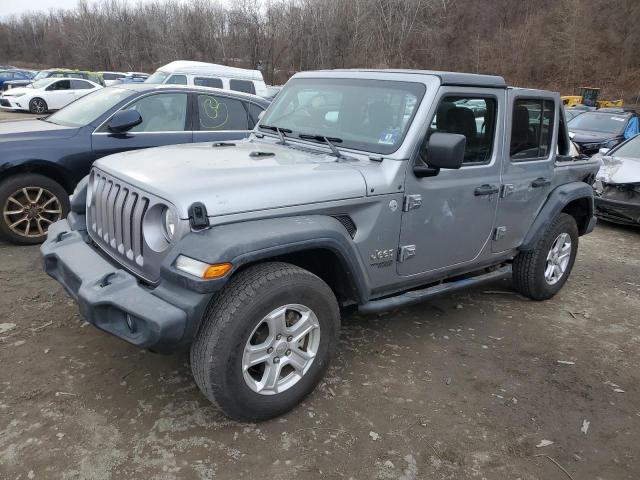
<box><xmin>0</xmin><ymin>77</ymin><xmax>102</xmax><ymax>113</ymax></box>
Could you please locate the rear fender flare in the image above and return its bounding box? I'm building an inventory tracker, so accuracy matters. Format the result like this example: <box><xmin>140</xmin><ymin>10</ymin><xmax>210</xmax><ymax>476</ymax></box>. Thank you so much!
<box><xmin>520</xmin><ymin>182</ymin><xmax>595</xmax><ymax>251</ymax></box>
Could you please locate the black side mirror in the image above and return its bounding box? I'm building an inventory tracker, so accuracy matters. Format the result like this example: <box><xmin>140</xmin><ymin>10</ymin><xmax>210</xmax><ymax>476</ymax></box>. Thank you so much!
<box><xmin>107</xmin><ymin>110</ymin><xmax>142</xmax><ymax>134</ymax></box>
<box><xmin>414</xmin><ymin>132</ymin><xmax>466</xmax><ymax>177</ymax></box>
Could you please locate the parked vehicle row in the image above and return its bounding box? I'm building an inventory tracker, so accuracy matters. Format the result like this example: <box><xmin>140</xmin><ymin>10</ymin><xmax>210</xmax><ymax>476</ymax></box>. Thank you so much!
<box><xmin>567</xmin><ymin>110</ymin><xmax>639</xmax><ymax>155</ymax></box>
<box><xmin>39</xmin><ymin>68</ymin><xmax>599</xmax><ymax>421</ymax></box>
<box><xmin>0</xmin><ymin>83</ymin><xmax>269</xmax><ymax>243</ymax></box>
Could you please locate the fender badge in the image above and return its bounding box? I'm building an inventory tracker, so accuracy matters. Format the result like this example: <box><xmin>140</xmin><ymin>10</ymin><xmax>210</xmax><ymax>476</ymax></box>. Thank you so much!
<box><xmin>389</xmin><ymin>199</ymin><xmax>398</xmax><ymax>212</ymax></box>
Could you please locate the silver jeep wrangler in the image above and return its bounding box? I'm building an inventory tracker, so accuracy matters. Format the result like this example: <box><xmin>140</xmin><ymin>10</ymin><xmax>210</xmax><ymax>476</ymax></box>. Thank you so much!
<box><xmin>42</xmin><ymin>70</ymin><xmax>599</xmax><ymax>421</ymax></box>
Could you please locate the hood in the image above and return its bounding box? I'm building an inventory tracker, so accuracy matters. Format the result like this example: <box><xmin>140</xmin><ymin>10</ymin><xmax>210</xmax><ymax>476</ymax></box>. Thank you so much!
<box><xmin>596</xmin><ymin>154</ymin><xmax>640</xmax><ymax>185</ymax></box>
<box><xmin>568</xmin><ymin>129</ymin><xmax>617</xmax><ymax>143</ymax></box>
<box><xmin>1</xmin><ymin>86</ymin><xmax>31</xmax><ymax>96</ymax></box>
<box><xmin>95</xmin><ymin>141</ymin><xmax>368</xmax><ymax>218</ymax></box>
<box><xmin>0</xmin><ymin>119</ymin><xmax>79</xmax><ymax>142</ymax></box>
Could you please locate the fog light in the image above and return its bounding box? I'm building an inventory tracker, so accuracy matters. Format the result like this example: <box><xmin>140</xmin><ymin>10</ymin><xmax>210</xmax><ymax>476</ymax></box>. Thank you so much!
<box><xmin>175</xmin><ymin>255</ymin><xmax>232</xmax><ymax>279</ymax></box>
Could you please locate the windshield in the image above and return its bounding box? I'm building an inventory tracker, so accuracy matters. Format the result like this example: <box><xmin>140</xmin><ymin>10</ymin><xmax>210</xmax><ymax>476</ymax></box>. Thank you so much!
<box><xmin>145</xmin><ymin>70</ymin><xmax>170</xmax><ymax>84</ymax></box>
<box><xmin>32</xmin><ymin>71</ymin><xmax>51</xmax><ymax>81</ymax></box>
<box><xmin>259</xmin><ymin>78</ymin><xmax>426</xmax><ymax>154</ymax></box>
<box><xmin>47</xmin><ymin>87</ymin><xmax>133</xmax><ymax>127</ymax></box>
<box><xmin>568</xmin><ymin>113</ymin><xmax>627</xmax><ymax>134</ymax></box>
<box><xmin>31</xmin><ymin>78</ymin><xmax>56</xmax><ymax>89</ymax></box>
<box><xmin>611</xmin><ymin>135</ymin><xmax>640</xmax><ymax>159</ymax></box>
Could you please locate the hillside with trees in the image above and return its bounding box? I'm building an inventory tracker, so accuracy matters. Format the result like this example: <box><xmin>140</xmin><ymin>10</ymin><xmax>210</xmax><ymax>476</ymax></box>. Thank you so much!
<box><xmin>1</xmin><ymin>0</ymin><xmax>638</xmax><ymax>102</ymax></box>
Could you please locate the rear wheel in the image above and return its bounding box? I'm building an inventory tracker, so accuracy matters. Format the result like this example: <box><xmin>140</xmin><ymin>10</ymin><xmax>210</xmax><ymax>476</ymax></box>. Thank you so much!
<box><xmin>0</xmin><ymin>174</ymin><xmax>69</xmax><ymax>245</ymax></box>
<box><xmin>513</xmin><ymin>213</ymin><xmax>579</xmax><ymax>300</ymax></box>
<box><xmin>190</xmin><ymin>262</ymin><xmax>340</xmax><ymax>421</ymax></box>
<box><xmin>29</xmin><ymin>97</ymin><xmax>48</xmax><ymax>114</ymax></box>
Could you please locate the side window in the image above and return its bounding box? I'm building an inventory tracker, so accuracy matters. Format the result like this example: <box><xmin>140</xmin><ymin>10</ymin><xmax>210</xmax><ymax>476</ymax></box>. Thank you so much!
<box><xmin>246</xmin><ymin>103</ymin><xmax>265</xmax><ymax>128</ymax></box>
<box><xmin>166</xmin><ymin>75</ymin><xmax>187</xmax><ymax>85</ymax></box>
<box><xmin>511</xmin><ymin>99</ymin><xmax>555</xmax><ymax>160</ymax></box>
<box><xmin>124</xmin><ymin>93</ymin><xmax>188</xmax><ymax>132</ymax></box>
<box><xmin>229</xmin><ymin>79</ymin><xmax>256</xmax><ymax>95</ymax></box>
<box><xmin>197</xmin><ymin>94</ymin><xmax>249</xmax><ymax>131</ymax></box>
<box><xmin>427</xmin><ymin>96</ymin><xmax>497</xmax><ymax>164</ymax></box>
<box><xmin>70</xmin><ymin>80</ymin><xmax>93</xmax><ymax>90</ymax></box>
<box><xmin>48</xmin><ymin>80</ymin><xmax>71</xmax><ymax>91</ymax></box>
<box><xmin>194</xmin><ymin>77</ymin><xmax>223</xmax><ymax>88</ymax></box>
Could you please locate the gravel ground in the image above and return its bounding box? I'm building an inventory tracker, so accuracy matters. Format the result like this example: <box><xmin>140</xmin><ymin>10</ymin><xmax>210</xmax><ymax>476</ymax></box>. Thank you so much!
<box><xmin>1</xmin><ymin>222</ymin><xmax>639</xmax><ymax>480</ymax></box>
<box><xmin>0</xmin><ymin>110</ymin><xmax>40</xmax><ymax>121</ymax></box>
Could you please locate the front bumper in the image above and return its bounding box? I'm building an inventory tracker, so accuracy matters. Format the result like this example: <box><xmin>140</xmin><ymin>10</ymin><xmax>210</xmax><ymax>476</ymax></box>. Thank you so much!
<box><xmin>41</xmin><ymin>219</ymin><xmax>213</xmax><ymax>352</ymax></box>
<box><xmin>0</xmin><ymin>97</ymin><xmax>25</xmax><ymax>110</ymax></box>
<box><xmin>595</xmin><ymin>197</ymin><xmax>640</xmax><ymax>226</ymax></box>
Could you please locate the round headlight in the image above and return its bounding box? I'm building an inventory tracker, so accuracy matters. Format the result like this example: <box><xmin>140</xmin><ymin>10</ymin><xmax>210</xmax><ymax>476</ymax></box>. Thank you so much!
<box><xmin>163</xmin><ymin>208</ymin><xmax>177</xmax><ymax>241</ymax></box>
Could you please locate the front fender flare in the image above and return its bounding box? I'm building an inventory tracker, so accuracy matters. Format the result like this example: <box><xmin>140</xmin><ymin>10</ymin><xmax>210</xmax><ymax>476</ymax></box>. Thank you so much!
<box><xmin>161</xmin><ymin>215</ymin><xmax>370</xmax><ymax>301</ymax></box>
<box><xmin>520</xmin><ymin>182</ymin><xmax>595</xmax><ymax>251</ymax></box>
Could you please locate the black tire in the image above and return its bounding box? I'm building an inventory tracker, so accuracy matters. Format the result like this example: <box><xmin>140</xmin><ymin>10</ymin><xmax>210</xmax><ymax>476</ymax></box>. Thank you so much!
<box><xmin>29</xmin><ymin>97</ymin><xmax>48</xmax><ymax>114</ymax></box>
<box><xmin>513</xmin><ymin>213</ymin><xmax>579</xmax><ymax>300</ymax></box>
<box><xmin>0</xmin><ymin>174</ymin><xmax>70</xmax><ymax>245</ymax></box>
<box><xmin>190</xmin><ymin>262</ymin><xmax>340</xmax><ymax>422</ymax></box>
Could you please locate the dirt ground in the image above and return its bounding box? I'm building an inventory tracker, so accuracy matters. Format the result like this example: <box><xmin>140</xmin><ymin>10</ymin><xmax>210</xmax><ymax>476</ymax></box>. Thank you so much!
<box><xmin>0</xmin><ymin>220</ymin><xmax>638</xmax><ymax>480</ymax></box>
<box><xmin>1</xmin><ymin>110</ymin><xmax>640</xmax><ymax>479</ymax></box>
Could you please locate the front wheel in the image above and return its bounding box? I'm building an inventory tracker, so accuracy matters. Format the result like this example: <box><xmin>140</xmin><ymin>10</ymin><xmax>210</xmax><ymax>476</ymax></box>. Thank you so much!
<box><xmin>0</xmin><ymin>174</ymin><xmax>69</xmax><ymax>245</ymax></box>
<box><xmin>190</xmin><ymin>262</ymin><xmax>340</xmax><ymax>422</ymax></box>
<box><xmin>29</xmin><ymin>97</ymin><xmax>48</xmax><ymax>114</ymax></box>
<box><xmin>513</xmin><ymin>213</ymin><xmax>579</xmax><ymax>300</ymax></box>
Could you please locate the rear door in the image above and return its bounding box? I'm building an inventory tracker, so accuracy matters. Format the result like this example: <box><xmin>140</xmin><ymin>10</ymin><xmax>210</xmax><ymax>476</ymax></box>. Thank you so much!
<box><xmin>91</xmin><ymin>91</ymin><xmax>192</xmax><ymax>159</ymax></box>
<box><xmin>70</xmin><ymin>79</ymin><xmax>98</xmax><ymax>100</ymax></box>
<box><xmin>491</xmin><ymin>90</ymin><xmax>558</xmax><ymax>252</ymax></box>
<box><xmin>192</xmin><ymin>92</ymin><xmax>254</xmax><ymax>143</ymax></box>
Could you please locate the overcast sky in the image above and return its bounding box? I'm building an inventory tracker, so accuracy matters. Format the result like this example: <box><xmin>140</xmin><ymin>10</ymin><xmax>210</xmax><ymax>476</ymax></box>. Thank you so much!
<box><xmin>2</xmin><ymin>0</ymin><xmax>187</xmax><ymax>18</ymax></box>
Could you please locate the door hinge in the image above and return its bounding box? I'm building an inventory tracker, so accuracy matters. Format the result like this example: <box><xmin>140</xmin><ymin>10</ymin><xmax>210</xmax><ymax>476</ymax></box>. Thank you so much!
<box><xmin>403</xmin><ymin>194</ymin><xmax>422</xmax><ymax>212</ymax></box>
<box><xmin>398</xmin><ymin>245</ymin><xmax>416</xmax><ymax>262</ymax></box>
<box><xmin>501</xmin><ymin>184</ymin><xmax>515</xmax><ymax>198</ymax></box>
<box><xmin>493</xmin><ymin>226</ymin><xmax>507</xmax><ymax>241</ymax></box>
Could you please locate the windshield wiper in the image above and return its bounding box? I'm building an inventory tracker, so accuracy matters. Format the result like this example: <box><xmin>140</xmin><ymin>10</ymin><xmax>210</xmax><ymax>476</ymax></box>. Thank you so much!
<box><xmin>259</xmin><ymin>124</ymin><xmax>292</xmax><ymax>145</ymax></box>
<box><xmin>298</xmin><ymin>134</ymin><xmax>345</xmax><ymax>159</ymax></box>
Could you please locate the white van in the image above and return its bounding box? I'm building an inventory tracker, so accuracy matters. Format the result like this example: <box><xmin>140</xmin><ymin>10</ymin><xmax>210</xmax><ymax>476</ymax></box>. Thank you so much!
<box><xmin>145</xmin><ymin>61</ymin><xmax>268</xmax><ymax>97</ymax></box>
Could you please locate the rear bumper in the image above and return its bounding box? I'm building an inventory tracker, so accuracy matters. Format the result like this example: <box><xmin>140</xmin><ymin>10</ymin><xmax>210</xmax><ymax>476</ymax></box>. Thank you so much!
<box><xmin>595</xmin><ymin>197</ymin><xmax>640</xmax><ymax>226</ymax></box>
<box><xmin>41</xmin><ymin>219</ymin><xmax>213</xmax><ymax>352</ymax></box>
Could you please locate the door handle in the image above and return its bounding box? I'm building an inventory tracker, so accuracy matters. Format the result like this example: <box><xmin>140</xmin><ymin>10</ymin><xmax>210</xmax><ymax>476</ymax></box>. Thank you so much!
<box><xmin>474</xmin><ymin>184</ymin><xmax>499</xmax><ymax>196</ymax></box>
<box><xmin>531</xmin><ymin>177</ymin><xmax>551</xmax><ymax>188</ymax></box>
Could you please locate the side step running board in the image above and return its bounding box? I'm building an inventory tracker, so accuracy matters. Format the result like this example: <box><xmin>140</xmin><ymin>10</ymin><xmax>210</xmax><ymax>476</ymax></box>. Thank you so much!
<box><xmin>358</xmin><ymin>265</ymin><xmax>512</xmax><ymax>314</ymax></box>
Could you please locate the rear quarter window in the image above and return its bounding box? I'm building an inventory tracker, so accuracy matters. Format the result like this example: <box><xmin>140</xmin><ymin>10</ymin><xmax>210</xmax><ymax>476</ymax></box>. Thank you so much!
<box><xmin>195</xmin><ymin>77</ymin><xmax>223</xmax><ymax>89</ymax></box>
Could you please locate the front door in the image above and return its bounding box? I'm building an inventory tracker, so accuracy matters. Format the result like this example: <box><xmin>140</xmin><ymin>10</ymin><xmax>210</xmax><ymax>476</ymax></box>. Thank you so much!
<box><xmin>91</xmin><ymin>91</ymin><xmax>193</xmax><ymax>162</ymax></box>
<box><xmin>45</xmin><ymin>79</ymin><xmax>76</xmax><ymax>110</ymax></box>
<box><xmin>491</xmin><ymin>90</ymin><xmax>558</xmax><ymax>252</ymax></box>
<box><xmin>192</xmin><ymin>93</ymin><xmax>254</xmax><ymax>143</ymax></box>
<box><xmin>397</xmin><ymin>87</ymin><xmax>505</xmax><ymax>276</ymax></box>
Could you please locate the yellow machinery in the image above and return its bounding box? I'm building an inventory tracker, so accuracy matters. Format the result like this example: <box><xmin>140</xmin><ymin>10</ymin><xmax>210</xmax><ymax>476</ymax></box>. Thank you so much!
<box><xmin>561</xmin><ymin>87</ymin><xmax>624</xmax><ymax>109</ymax></box>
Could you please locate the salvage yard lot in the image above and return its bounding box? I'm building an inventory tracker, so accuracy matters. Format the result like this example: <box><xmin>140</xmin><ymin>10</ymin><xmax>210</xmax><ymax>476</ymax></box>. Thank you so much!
<box><xmin>1</xmin><ymin>217</ymin><xmax>639</xmax><ymax>478</ymax></box>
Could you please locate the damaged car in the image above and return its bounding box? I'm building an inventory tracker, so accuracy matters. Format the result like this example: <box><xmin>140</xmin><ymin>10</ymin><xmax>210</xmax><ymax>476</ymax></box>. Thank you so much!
<box><xmin>568</xmin><ymin>110</ymin><xmax>639</xmax><ymax>155</ymax></box>
<box><xmin>594</xmin><ymin>134</ymin><xmax>640</xmax><ymax>226</ymax></box>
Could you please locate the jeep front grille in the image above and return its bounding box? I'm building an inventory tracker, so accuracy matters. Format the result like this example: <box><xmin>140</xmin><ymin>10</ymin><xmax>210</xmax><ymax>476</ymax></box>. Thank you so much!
<box><xmin>86</xmin><ymin>168</ymin><xmax>169</xmax><ymax>283</ymax></box>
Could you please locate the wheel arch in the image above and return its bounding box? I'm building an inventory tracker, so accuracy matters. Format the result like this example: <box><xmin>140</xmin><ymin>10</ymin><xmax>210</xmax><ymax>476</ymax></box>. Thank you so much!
<box><xmin>0</xmin><ymin>161</ymin><xmax>76</xmax><ymax>193</ymax></box>
<box><xmin>165</xmin><ymin>215</ymin><xmax>371</xmax><ymax>306</ymax></box>
<box><xmin>520</xmin><ymin>182</ymin><xmax>595</xmax><ymax>251</ymax></box>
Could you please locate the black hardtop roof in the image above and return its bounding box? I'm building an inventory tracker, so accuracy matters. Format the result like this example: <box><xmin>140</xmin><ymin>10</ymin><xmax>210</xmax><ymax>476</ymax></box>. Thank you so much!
<box><xmin>327</xmin><ymin>69</ymin><xmax>507</xmax><ymax>88</ymax></box>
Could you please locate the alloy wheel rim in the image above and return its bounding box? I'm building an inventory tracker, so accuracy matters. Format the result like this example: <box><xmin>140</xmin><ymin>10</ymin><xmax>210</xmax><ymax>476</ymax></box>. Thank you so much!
<box><xmin>544</xmin><ymin>233</ymin><xmax>572</xmax><ymax>285</ymax></box>
<box><xmin>2</xmin><ymin>187</ymin><xmax>62</xmax><ymax>238</ymax></box>
<box><xmin>33</xmin><ymin>99</ymin><xmax>46</xmax><ymax>113</ymax></box>
<box><xmin>242</xmin><ymin>304</ymin><xmax>321</xmax><ymax>396</ymax></box>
